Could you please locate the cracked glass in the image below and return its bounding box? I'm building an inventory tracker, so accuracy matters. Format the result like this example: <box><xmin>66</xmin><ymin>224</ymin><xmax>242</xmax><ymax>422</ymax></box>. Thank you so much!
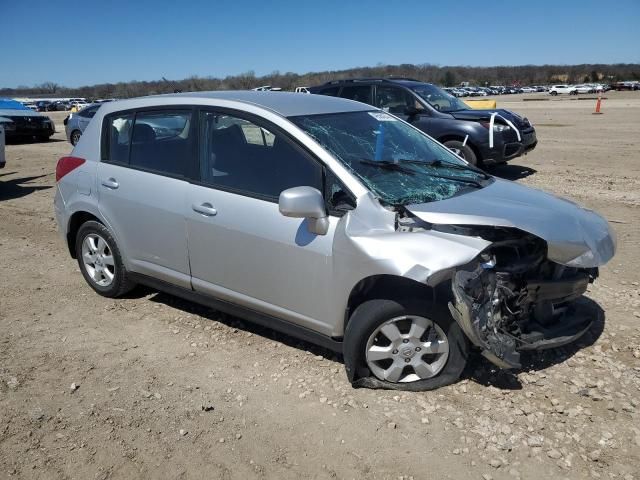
<box><xmin>289</xmin><ymin>111</ymin><xmax>490</xmax><ymax>206</ymax></box>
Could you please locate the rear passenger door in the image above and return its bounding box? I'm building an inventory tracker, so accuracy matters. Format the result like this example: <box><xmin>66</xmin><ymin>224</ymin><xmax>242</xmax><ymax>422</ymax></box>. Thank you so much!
<box><xmin>97</xmin><ymin>108</ymin><xmax>196</xmax><ymax>288</ymax></box>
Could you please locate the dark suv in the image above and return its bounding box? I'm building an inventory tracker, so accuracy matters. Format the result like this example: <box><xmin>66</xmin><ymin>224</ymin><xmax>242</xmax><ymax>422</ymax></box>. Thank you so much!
<box><xmin>309</xmin><ymin>78</ymin><xmax>537</xmax><ymax>167</ymax></box>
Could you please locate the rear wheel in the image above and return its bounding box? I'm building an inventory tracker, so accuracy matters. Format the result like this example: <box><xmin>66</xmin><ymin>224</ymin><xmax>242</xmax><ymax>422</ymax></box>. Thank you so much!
<box><xmin>443</xmin><ymin>140</ymin><xmax>478</xmax><ymax>166</ymax></box>
<box><xmin>75</xmin><ymin>221</ymin><xmax>135</xmax><ymax>297</ymax></box>
<box><xmin>344</xmin><ymin>299</ymin><xmax>468</xmax><ymax>391</ymax></box>
<box><xmin>70</xmin><ymin>130</ymin><xmax>81</xmax><ymax>146</ymax></box>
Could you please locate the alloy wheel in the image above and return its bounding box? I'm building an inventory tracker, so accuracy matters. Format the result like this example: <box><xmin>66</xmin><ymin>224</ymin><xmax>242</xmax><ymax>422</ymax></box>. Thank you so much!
<box><xmin>365</xmin><ymin>315</ymin><xmax>449</xmax><ymax>383</ymax></box>
<box><xmin>81</xmin><ymin>233</ymin><xmax>115</xmax><ymax>287</ymax></box>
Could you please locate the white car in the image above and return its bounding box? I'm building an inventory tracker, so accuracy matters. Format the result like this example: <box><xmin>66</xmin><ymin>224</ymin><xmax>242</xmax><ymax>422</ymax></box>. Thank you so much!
<box><xmin>549</xmin><ymin>85</ymin><xmax>577</xmax><ymax>95</ymax></box>
<box><xmin>520</xmin><ymin>87</ymin><xmax>537</xmax><ymax>93</ymax></box>
<box><xmin>574</xmin><ymin>84</ymin><xmax>595</xmax><ymax>94</ymax></box>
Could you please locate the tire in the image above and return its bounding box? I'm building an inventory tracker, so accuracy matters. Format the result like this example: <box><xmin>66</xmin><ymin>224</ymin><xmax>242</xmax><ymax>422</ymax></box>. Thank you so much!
<box><xmin>70</xmin><ymin>130</ymin><xmax>82</xmax><ymax>146</ymax></box>
<box><xmin>443</xmin><ymin>140</ymin><xmax>478</xmax><ymax>166</ymax></box>
<box><xmin>551</xmin><ymin>91</ymin><xmax>558</xmax><ymax>96</ymax></box>
<box><xmin>344</xmin><ymin>298</ymin><xmax>468</xmax><ymax>391</ymax></box>
<box><xmin>75</xmin><ymin>220</ymin><xmax>135</xmax><ymax>298</ymax></box>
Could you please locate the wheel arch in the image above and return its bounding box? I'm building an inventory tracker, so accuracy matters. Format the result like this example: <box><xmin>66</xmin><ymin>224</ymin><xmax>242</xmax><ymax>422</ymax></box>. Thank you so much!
<box><xmin>66</xmin><ymin>211</ymin><xmax>103</xmax><ymax>258</ymax></box>
<box><xmin>344</xmin><ymin>274</ymin><xmax>453</xmax><ymax>332</ymax></box>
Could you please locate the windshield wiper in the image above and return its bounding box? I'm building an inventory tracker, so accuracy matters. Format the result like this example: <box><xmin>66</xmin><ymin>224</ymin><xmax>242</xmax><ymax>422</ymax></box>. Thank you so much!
<box><xmin>357</xmin><ymin>159</ymin><xmax>483</xmax><ymax>188</ymax></box>
<box><xmin>391</xmin><ymin>158</ymin><xmax>490</xmax><ymax>180</ymax></box>
<box><xmin>427</xmin><ymin>159</ymin><xmax>491</xmax><ymax>179</ymax></box>
<box><xmin>357</xmin><ymin>159</ymin><xmax>415</xmax><ymax>175</ymax></box>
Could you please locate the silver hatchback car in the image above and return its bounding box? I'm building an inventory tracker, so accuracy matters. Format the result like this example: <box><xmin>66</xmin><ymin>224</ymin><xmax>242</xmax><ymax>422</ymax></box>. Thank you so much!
<box><xmin>54</xmin><ymin>91</ymin><xmax>615</xmax><ymax>390</ymax></box>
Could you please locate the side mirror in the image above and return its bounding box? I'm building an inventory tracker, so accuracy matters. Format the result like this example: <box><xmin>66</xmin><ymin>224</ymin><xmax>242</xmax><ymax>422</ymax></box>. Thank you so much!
<box><xmin>279</xmin><ymin>186</ymin><xmax>329</xmax><ymax>235</ymax></box>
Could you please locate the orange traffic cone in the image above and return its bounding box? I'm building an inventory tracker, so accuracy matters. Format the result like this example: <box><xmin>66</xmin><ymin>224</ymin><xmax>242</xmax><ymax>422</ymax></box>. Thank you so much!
<box><xmin>593</xmin><ymin>95</ymin><xmax>603</xmax><ymax>115</ymax></box>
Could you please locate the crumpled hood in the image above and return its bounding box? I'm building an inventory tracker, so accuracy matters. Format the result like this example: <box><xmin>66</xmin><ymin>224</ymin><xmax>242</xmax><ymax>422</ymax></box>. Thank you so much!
<box><xmin>450</xmin><ymin>108</ymin><xmax>531</xmax><ymax>129</ymax></box>
<box><xmin>407</xmin><ymin>178</ymin><xmax>616</xmax><ymax>268</ymax></box>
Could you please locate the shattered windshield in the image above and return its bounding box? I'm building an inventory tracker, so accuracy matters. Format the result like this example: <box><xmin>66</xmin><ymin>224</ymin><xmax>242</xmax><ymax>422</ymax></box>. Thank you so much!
<box><xmin>410</xmin><ymin>84</ymin><xmax>469</xmax><ymax>113</ymax></box>
<box><xmin>289</xmin><ymin>111</ymin><xmax>491</xmax><ymax>206</ymax></box>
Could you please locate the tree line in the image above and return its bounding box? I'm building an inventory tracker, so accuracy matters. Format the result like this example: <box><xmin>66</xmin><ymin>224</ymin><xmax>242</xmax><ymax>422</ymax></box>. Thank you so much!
<box><xmin>2</xmin><ymin>63</ymin><xmax>639</xmax><ymax>99</ymax></box>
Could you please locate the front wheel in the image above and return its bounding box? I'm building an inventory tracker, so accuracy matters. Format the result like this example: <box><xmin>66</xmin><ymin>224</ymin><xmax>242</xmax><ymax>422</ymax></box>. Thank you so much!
<box><xmin>344</xmin><ymin>299</ymin><xmax>468</xmax><ymax>391</ymax></box>
<box><xmin>551</xmin><ymin>91</ymin><xmax>558</xmax><ymax>96</ymax></box>
<box><xmin>443</xmin><ymin>140</ymin><xmax>478</xmax><ymax>166</ymax></box>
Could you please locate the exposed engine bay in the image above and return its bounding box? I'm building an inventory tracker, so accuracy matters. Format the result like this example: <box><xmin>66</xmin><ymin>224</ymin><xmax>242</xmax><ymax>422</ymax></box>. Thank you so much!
<box><xmin>445</xmin><ymin>226</ymin><xmax>597</xmax><ymax>368</ymax></box>
<box><xmin>397</xmin><ymin>211</ymin><xmax>599</xmax><ymax>369</ymax></box>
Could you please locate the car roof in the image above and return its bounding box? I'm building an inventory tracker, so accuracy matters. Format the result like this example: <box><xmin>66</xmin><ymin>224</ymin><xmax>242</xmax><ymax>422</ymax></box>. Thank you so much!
<box><xmin>118</xmin><ymin>91</ymin><xmax>375</xmax><ymax>117</ymax></box>
<box><xmin>318</xmin><ymin>78</ymin><xmax>434</xmax><ymax>89</ymax></box>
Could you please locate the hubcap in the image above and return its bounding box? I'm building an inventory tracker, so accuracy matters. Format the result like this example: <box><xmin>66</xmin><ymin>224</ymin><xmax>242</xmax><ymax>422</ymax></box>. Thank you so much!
<box><xmin>81</xmin><ymin>234</ymin><xmax>115</xmax><ymax>287</ymax></box>
<box><xmin>365</xmin><ymin>315</ymin><xmax>449</xmax><ymax>383</ymax></box>
<box><xmin>72</xmin><ymin>132</ymin><xmax>81</xmax><ymax>145</ymax></box>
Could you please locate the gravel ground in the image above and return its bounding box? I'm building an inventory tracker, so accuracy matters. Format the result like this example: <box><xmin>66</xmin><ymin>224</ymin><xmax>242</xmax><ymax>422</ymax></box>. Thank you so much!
<box><xmin>1</xmin><ymin>92</ymin><xmax>639</xmax><ymax>480</ymax></box>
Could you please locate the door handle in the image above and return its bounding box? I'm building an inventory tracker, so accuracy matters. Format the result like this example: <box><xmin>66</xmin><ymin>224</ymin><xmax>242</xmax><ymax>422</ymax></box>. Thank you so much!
<box><xmin>192</xmin><ymin>202</ymin><xmax>217</xmax><ymax>217</ymax></box>
<box><xmin>101</xmin><ymin>178</ymin><xmax>119</xmax><ymax>189</ymax></box>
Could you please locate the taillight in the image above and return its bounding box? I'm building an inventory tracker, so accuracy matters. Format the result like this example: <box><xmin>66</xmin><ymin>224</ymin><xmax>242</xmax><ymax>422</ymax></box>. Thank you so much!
<box><xmin>56</xmin><ymin>156</ymin><xmax>85</xmax><ymax>182</ymax></box>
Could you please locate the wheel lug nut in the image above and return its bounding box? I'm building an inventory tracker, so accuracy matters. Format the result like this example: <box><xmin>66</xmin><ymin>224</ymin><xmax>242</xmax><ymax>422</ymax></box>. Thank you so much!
<box><xmin>402</xmin><ymin>339</ymin><xmax>409</xmax><ymax>343</ymax></box>
<box><xmin>415</xmin><ymin>347</ymin><xmax>421</xmax><ymax>352</ymax></box>
<box><xmin>392</xmin><ymin>349</ymin><xmax>398</xmax><ymax>354</ymax></box>
<box><xmin>404</xmin><ymin>358</ymin><xmax>411</xmax><ymax>363</ymax></box>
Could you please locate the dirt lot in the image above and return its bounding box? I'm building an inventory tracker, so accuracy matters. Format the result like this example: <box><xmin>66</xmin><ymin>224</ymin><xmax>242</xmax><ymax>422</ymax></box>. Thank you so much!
<box><xmin>1</xmin><ymin>92</ymin><xmax>639</xmax><ymax>480</ymax></box>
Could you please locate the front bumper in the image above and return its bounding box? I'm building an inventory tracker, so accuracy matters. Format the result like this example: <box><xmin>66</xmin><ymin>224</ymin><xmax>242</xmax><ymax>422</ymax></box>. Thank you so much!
<box><xmin>450</xmin><ymin>264</ymin><xmax>594</xmax><ymax>370</ymax></box>
<box><xmin>480</xmin><ymin>127</ymin><xmax>537</xmax><ymax>165</ymax></box>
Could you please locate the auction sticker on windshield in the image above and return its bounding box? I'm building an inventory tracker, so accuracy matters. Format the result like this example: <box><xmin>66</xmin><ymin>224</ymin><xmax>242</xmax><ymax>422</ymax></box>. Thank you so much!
<box><xmin>368</xmin><ymin>112</ymin><xmax>397</xmax><ymax>121</ymax></box>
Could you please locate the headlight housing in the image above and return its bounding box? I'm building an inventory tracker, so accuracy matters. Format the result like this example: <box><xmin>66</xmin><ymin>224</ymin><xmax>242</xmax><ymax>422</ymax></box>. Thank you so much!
<box><xmin>493</xmin><ymin>124</ymin><xmax>511</xmax><ymax>132</ymax></box>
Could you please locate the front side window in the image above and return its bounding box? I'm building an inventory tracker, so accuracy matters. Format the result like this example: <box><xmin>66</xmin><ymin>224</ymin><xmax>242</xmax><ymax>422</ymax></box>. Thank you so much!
<box><xmin>199</xmin><ymin>111</ymin><xmax>321</xmax><ymax>199</ymax></box>
<box><xmin>128</xmin><ymin>110</ymin><xmax>192</xmax><ymax>176</ymax></box>
<box><xmin>290</xmin><ymin>111</ymin><xmax>491</xmax><ymax>206</ymax></box>
<box><xmin>410</xmin><ymin>83</ymin><xmax>468</xmax><ymax>113</ymax></box>
<box><xmin>339</xmin><ymin>85</ymin><xmax>373</xmax><ymax>105</ymax></box>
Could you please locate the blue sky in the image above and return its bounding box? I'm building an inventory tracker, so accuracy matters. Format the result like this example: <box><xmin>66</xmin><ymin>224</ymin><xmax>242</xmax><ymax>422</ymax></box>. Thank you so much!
<box><xmin>2</xmin><ymin>0</ymin><xmax>638</xmax><ymax>88</ymax></box>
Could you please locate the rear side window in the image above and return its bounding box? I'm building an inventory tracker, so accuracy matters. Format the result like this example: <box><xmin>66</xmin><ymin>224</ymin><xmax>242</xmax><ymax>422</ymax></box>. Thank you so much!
<box><xmin>317</xmin><ymin>86</ymin><xmax>339</xmax><ymax>96</ymax></box>
<box><xmin>79</xmin><ymin>105</ymin><xmax>99</xmax><ymax>118</ymax></box>
<box><xmin>199</xmin><ymin>111</ymin><xmax>322</xmax><ymax>200</ymax></box>
<box><xmin>129</xmin><ymin>111</ymin><xmax>192</xmax><ymax>177</ymax></box>
<box><xmin>339</xmin><ymin>85</ymin><xmax>373</xmax><ymax>105</ymax></box>
<box><xmin>103</xmin><ymin>110</ymin><xmax>193</xmax><ymax>177</ymax></box>
<box><xmin>105</xmin><ymin>113</ymin><xmax>134</xmax><ymax>165</ymax></box>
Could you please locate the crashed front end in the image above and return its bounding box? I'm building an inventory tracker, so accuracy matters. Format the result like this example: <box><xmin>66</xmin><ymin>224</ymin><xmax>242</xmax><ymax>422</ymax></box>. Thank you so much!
<box><xmin>402</xmin><ymin>178</ymin><xmax>616</xmax><ymax>369</ymax></box>
<box><xmin>446</xmin><ymin>227</ymin><xmax>599</xmax><ymax>368</ymax></box>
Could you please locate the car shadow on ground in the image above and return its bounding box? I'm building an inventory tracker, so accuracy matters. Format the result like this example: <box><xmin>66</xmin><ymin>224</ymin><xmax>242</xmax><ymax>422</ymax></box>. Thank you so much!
<box><xmin>138</xmin><ymin>287</ymin><xmax>605</xmax><ymax>391</ymax></box>
<box><xmin>0</xmin><ymin>174</ymin><xmax>52</xmax><ymax>201</ymax></box>
<box><xmin>464</xmin><ymin>296</ymin><xmax>605</xmax><ymax>390</ymax></box>
<box><xmin>487</xmin><ymin>163</ymin><xmax>537</xmax><ymax>181</ymax></box>
<box><xmin>140</xmin><ymin>288</ymin><xmax>342</xmax><ymax>361</ymax></box>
